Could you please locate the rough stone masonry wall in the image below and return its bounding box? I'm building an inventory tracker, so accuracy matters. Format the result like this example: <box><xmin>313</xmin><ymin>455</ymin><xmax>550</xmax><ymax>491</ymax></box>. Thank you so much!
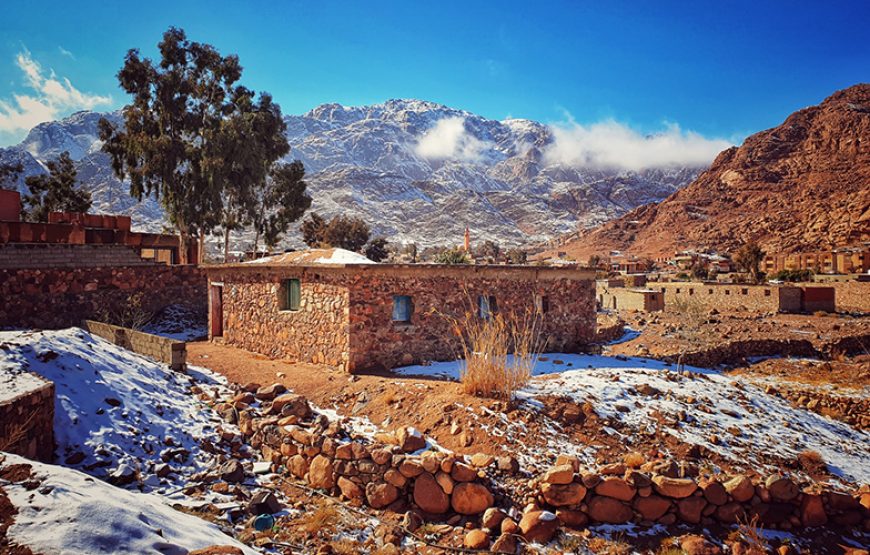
<box><xmin>0</xmin><ymin>380</ymin><xmax>54</xmax><ymax>462</ymax></box>
<box><xmin>832</xmin><ymin>281</ymin><xmax>870</xmax><ymax>313</ymax></box>
<box><xmin>655</xmin><ymin>282</ymin><xmax>798</xmax><ymax>313</ymax></box>
<box><xmin>82</xmin><ymin>320</ymin><xmax>186</xmax><ymax>370</ymax></box>
<box><xmin>0</xmin><ymin>249</ymin><xmax>205</xmax><ymax>329</ymax></box>
<box><xmin>213</xmin><ymin>269</ymin><xmax>351</xmax><ymax>370</ymax></box>
<box><xmin>346</xmin><ymin>269</ymin><xmax>596</xmax><ymax>372</ymax></box>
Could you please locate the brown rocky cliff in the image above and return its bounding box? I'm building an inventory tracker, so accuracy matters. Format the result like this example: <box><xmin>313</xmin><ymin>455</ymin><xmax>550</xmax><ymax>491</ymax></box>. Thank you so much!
<box><xmin>552</xmin><ymin>84</ymin><xmax>870</xmax><ymax>259</ymax></box>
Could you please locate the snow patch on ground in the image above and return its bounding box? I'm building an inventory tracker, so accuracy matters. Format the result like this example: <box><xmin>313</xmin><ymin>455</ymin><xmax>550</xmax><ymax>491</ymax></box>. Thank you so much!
<box><xmin>0</xmin><ymin>363</ymin><xmax>48</xmax><ymax>402</ymax></box>
<box><xmin>1</xmin><ymin>452</ymin><xmax>257</xmax><ymax>555</ymax></box>
<box><xmin>394</xmin><ymin>353</ymin><xmax>870</xmax><ymax>484</ymax></box>
<box><xmin>0</xmin><ymin>328</ymin><xmax>239</xmax><ymax>493</ymax></box>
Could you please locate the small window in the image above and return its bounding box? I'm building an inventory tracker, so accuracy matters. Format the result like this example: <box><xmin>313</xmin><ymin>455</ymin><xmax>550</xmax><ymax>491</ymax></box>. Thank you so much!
<box><xmin>708</xmin><ymin>288</ymin><xmax>714</xmax><ymax>294</ymax></box>
<box><xmin>764</xmin><ymin>289</ymin><xmax>771</xmax><ymax>297</ymax></box>
<box><xmin>688</xmin><ymin>288</ymin><xmax>694</xmax><ymax>296</ymax></box>
<box><xmin>675</xmin><ymin>288</ymin><xmax>680</xmax><ymax>294</ymax></box>
<box><xmin>479</xmin><ymin>295</ymin><xmax>498</xmax><ymax>320</ymax></box>
<box><xmin>535</xmin><ymin>294</ymin><xmax>550</xmax><ymax>314</ymax></box>
<box><xmin>724</xmin><ymin>289</ymin><xmax>730</xmax><ymax>296</ymax></box>
<box><xmin>741</xmin><ymin>288</ymin><xmax>749</xmax><ymax>295</ymax></box>
<box><xmin>660</xmin><ymin>287</ymin><xmax>666</xmax><ymax>293</ymax></box>
<box><xmin>392</xmin><ymin>295</ymin><xmax>412</xmax><ymax>322</ymax></box>
<box><xmin>282</xmin><ymin>278</ymin><xmax>301</xmax><ymax>311</ymax></box>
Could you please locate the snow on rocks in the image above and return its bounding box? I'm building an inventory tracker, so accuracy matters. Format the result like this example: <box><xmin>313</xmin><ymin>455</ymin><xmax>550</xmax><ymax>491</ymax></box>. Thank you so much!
<box><xmin>0</xmin><ymin>452</ymin><xmax>257</xmax><ymax>555</ymax></box>
<box><xmin>0</xmin><ymin>328</ymin><xmax>240</xmax><ymax>493</ymax></box>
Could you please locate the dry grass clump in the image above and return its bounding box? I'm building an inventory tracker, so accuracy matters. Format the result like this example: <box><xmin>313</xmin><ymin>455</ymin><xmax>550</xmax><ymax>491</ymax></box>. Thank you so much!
<box><xmin>587</xmin><ymin>534</ymin><xmax>632</xmax><ymax>555</ymax></box>
<box><xmin>298</xmin><ymin>504</ymin><xmax>341</xmax><ymax>535</ymax></box>
<box><xmin>622</xmin><ymin>451</ymin><xmax>645</xmax><ymax>469</ymax></box>
<box><xmin>446</xmin><ymin>306</ymin><xmax>545</xmax><ymax>400</ymax></box>
<box><xmin>330</xmin><ymin>538</ymin><xmax>361</xmax><ymax>554</ymax></box>
<box><xmin>797</xmin><ymin>449</ymin><xmax>827</xmax><ymax>474</ymax></box>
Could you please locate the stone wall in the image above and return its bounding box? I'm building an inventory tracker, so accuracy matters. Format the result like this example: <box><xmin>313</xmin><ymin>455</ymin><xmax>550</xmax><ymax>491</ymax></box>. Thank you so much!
<box><xmin>0</xmin><ymin>243</ymin><xmax>154</xmax><ymax>269</ymax></box>
<box><xmin>597</xmin><ymin>282</ymin><xmax>664</xmax><ymax>312</ymax></box>
<box><xmin>831</xmin><ymin>281</ymin><xmax>870</xmax><ymax>313</ymax></box>
<box><xmin>207</xmin><ymin>265</ymin><xmax>596</xmax><ymax>373</ymax></box>
<box><xmin>82</xmin><ymin>320</ymin><xmax>187</xmax><ymax>370</ymax></box>
<box><xmin>653</xmin><ymin>282</ymin><xmax>836</xmax><ymax>314</ymax></box>
<box><xmin>0</xmin><ymin>376</ymin><xmax>54</xmax><ymax>462</ymax></box>
<box><xmin>212</xmin><ymin>269</ymin><xmax>351</xmax><ymax>370</ymax></box>
<box><xmin>0</xmin><ymin>262</ymin><xmax>206</xmax><ymax>329</ymax></box>
<box><xmin>346</xmin><ymin>266</ymin><xmax>597</xmax><ymax>372</ymax></box>
<box><xmin>532</xmin><ymin>457</ymin><xmax>869</xmax><ymax>534</ymax></box>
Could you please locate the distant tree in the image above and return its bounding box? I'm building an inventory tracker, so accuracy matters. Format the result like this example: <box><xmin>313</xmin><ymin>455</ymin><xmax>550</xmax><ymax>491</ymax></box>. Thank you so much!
<box><xmin>301</xmin><ymin>212</ymin><xmax>371</xmax><ymax>252</ymax></box>
<box><xmin>476</xmin><ymin>240</ymin><xmax>500</xmax><ymax>262</ymax></box>
<box><xmin>252</xmin><ymin>161</ymin><xmax>312</xmax><ymax>251</ymax></box>
<box><xmin>690</xmin><ymin>262</ymin><xmax>708</xmax><ymax>280</ymax></box>
<box><xmin>588</xmin><ymin>254</ymin><xmax>601</xmax><ymax>268</ymax></box>
<box><xmin>405</xmin><ymin>242</ymin><xmax>418</xmax><ymax>263</ymax></box>
<box><xmin>733</xmin><ymin>241</ymin><xmax>766</xmax><ymax>283</ymax></box>
<box><xmin>0</xmin><ymin>161</ymin><xmax>23</xmax><ymax>189</ymax></box>
<box><xmin>301</xmin><ymin>213</ymin><xmax>327</xmax><ymax>247</ymax></box>
<box><xmin>22</xmin><ymin>152</ymin><xmax>91</xmax><ymax>221</ymax></box>
<box><xmin>100</xmin><ymin>27</ymin><xmax>246</xmax><ymax>263</ymax></box>
<box><xmin>506</xmin><ymin>248</ymin><xmax>528</xmax><ymax>265</ymax></box>
<box><xmin>364</xmin><ymin>237</ymin><xmax>389</xmax><ymax>262</ymax></box>
<box><xmin>771</xmin><ymin>268</ymin><xmax>814</xmax><ymax>282</ymax></box>
<box><xmin>434</xmin><ymin>247</ymin><xmax>470</xmax><ymax>265</ymax></box>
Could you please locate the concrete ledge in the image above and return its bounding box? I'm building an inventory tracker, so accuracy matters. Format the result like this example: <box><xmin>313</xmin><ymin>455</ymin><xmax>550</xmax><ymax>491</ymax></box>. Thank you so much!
<box><xmin>81</xmin><ymin>320</ymin><xmax>187</xmax><ymax>371</ymax></box>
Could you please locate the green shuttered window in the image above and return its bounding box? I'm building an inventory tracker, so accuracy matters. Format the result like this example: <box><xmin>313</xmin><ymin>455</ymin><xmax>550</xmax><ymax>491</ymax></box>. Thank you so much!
<box><xmin>284</xmin><ymin>278</ymin><xmax>301</xmax><ymax>311</ymax></box>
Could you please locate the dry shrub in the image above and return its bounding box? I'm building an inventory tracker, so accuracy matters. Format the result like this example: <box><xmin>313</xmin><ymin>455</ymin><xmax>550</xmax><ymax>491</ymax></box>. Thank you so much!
<box><xmin>0</xmin><ymin>412</ymin><xmax>38</xmax><ymax>452</ymax></box>
<box><xmin>730</xmin><ymin>514</ymin><xmax>769</xmax><ymax>554</ymax></box>
<box><xmin>587</xmin><ymin>534</ymin><xmax>632</xmax><ymax>555</ymax></box>
<box><xmin>446</xmin><ymin>305</ymin><xmax>545</xmax><ymax>400</ymax></box>
<box><xmin>330</xmin><ymin>538</ymin><xmax>360</xmax><ymax>554</ymax></box>
<box><xmin>623</xmin><ymin>451</ymin><xmax>645</xmax><ymax>469</ymax></box>
<box><xmin>797</xmin><ymin>449</ymin><xmax>827</xmax><ymax>473</ymax></box>
<box><xmin>93</xmin><ymin>291</ymin><xmax>154</xmax><ymax>330</ymax></box>
<box><xmin>298</xmin><ymin>504</ymin><xmax>341</xmax><ymax>535</ymax></box>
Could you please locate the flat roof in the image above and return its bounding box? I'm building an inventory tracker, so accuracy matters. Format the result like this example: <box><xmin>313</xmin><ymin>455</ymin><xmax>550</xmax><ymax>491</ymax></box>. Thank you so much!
<box><xmin>204</xmin><ymin>261</ymin><xmax>596</xmax><ymax>280</ymax></box>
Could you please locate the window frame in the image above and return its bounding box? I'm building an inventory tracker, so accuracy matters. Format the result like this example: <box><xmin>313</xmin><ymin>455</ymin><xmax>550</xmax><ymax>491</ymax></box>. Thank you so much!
<box><xmin>392</xmin><ymin>295</ymin><xmax>413</xmax><ymax>323</ymax></box>
<box><xmin>478</xmin><ymin>294</ymin><xmax>498</xmax><ymax>320</ymax></box>
<box><xmin>281</xmin><ymin>278</ymin><xmax>301</xmax><ymax>311</ymax></box>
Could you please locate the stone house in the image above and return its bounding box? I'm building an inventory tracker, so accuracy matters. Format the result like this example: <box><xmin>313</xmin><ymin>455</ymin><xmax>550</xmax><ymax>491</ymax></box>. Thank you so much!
<box><xmin>596</xmin><ymin>280</ymin><xmax>664</xmax><ymax>312</ymax></box>
<box><xmin>204</xmin><ymin>249</ymin><xmax>597</xmax><ymax>373</ymax></box>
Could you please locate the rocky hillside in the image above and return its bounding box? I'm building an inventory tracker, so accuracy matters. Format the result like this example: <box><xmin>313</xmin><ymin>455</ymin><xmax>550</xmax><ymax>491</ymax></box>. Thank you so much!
<box><xmin>0</xmin><ymin>100</ymin><xmax>702</xmax><ymax>249</ymax></box>
<box><xmin>551</xmin><ymin>84</ymin><xmax>870</xmax><ymax>259</ymax></box>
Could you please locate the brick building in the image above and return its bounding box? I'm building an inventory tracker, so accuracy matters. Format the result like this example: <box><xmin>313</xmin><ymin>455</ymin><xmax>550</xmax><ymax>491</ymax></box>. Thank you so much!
<box><xmin>204</xmin><ymin>249</ymin><xmax>597</xmax><ymax>373</ymax></box>
<box><xmin>0</xmin><ymin>189</ymin><xmax>197</xmax><ymax>264</ymax></box>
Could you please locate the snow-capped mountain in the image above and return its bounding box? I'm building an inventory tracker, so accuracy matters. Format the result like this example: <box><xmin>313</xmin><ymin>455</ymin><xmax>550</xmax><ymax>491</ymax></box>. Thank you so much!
<box><xmin>0</xmin><ymin>99</ymin><xmax>703</xmax><ymax>248</ymax></box>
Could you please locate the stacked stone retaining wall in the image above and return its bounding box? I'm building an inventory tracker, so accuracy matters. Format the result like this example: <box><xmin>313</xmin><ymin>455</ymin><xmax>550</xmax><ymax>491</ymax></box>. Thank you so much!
<box><xmin>82</xmin><ymin>320</ymin><xmax>186</xmax><ymax>370</ymax></box>
<box><xmin>0</xmin><ymin>377</ymin><xmax>54</xmax><ymax>462</ymax></box>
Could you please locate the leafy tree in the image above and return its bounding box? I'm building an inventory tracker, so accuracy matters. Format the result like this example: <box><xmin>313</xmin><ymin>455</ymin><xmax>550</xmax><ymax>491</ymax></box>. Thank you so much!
<box><xmin>405</xmin><ymin>242</ymin><xmax>418</xmax><ymax>263</ymax></box>
<box><xmin>476</xmin><ymin>240</ymin><xmax>500</xmax><ymax>262</ymax></box>
<box><xmin>364</xmin><ymin>237</ymin><xmax>389</xmax><ymax>262</ymax></box>
<box><xmin>771</xmin><ymin>268</ymin><xmax>813</xmax><ymax>282</ymax></box>
<box><xmin>434</xmin><ymin>247</ymin><xmax>470</xmax><ymax>264</ymax></box>
<box><xmin>301</xmin><ymin>213</ymin><xmax>327</xmax><ymax>247</ymax></box>
<box><xmin>22</xmin><ymin>152</ymin><xmax>91</xmax><ymax>221</ymax></box>
<box><xmin>100</xmin><ymin>27</ymin><xmax>245</xmax><ymax>263</ymax></box>
<box><xmin>0</xmin><ymin>161</ymin><xmax>23</xmax><ymax>189</ymax></box>
<box><xmin>733</xmin><ymin>241</ymin><xmax>766</xmax><ymax>282</ymax></box>
<box><xmin>301</xmin><ymin>212</ymin><xmax>371</xmax><ymax>252</ymax></box>
<box><xmin>588</xmin><ymin>254</ymin><xmax>601</xmax><ymax>268</ymax></box>
<box><xmin>253</xmin><ymin>161</ymin><xmax>312</xmax><ymax>251</ymax></box>
<box><xmin>690</xmin><ymin>261</ymin><xmax>708</xmax><ymax>280</ymax></box>
<box><xmin>506</xmin><ymin>248</ymin><xmax>527</xmax><ymax>265</ymax></box>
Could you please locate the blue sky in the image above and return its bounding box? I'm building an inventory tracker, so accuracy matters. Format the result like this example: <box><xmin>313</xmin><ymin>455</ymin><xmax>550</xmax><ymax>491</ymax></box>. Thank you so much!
<box><xmin>1</xmin><ymin>0</ymin><xmax>868</xmax><ymax>148</ymax></box>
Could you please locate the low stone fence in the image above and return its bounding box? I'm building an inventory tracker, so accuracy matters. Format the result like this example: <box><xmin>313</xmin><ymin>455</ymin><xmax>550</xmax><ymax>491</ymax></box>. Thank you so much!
<box><xmin>215</xmin><ymin>383</ymin><xmax>869</xmax><ymax>551</ymax></box>
<box><xmin>82</xmin><ymin>320</ymin><xmax>186</xmax><ymax>370</ymax></box>
<box><xmin>594</xmin><ymin>314</ymin><xmax>627</xmax><ymax>344</ymax></box>
<box><xmin>664</xmin><ymin>338</ymin><xmax>820</xmax><ymax>368</ymax></box>
<box><xmin>532</xmin><ymin>457</ymin><xmax>869</xmax><ymax>539</ymax></box>
<box><xmin>0</xmin><ymin>375</ymin><xmax>54</xmax><ymax>462</ymax></box>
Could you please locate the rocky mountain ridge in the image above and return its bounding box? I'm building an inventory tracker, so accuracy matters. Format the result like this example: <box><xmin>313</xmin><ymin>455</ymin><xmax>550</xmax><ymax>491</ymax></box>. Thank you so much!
<box><xmin>0</xmin><ymin>99</ymin><xmax>703</xmax><ymax>249</ymax></box>
<box><xmin>551</xmin><ymin>84</ymin><xmax>870</xmax><ymax>259</ymax></box>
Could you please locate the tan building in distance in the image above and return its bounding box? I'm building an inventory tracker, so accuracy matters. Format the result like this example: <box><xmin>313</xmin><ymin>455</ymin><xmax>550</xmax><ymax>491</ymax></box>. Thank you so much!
<box><xmin>762</xmin><ymin>246</ymin><xmax>870</xmax><ymax>275</ymax></box>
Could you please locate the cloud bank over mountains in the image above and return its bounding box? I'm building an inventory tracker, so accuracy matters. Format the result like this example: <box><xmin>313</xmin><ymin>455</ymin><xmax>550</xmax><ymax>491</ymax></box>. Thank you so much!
<box><xmin>0</xmin><ymin>49</ymin><xmax>112</xmax><ymax>145</ymax></box>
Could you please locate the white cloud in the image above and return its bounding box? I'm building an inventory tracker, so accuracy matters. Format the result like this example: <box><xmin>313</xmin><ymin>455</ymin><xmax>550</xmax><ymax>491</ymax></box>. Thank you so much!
<box><xmin>544</xmin><ymin>116</ymin><xmax>733</xmax><ymax>172</ymax></box>
<box><xmin>0</xmin><ymin>49</ymin><xmax>111</xmax><ymax>143</ymax></box>
<box><xmin>58</xmin><ymin>46</ymin><xmax>75</xmax><ymax>59</ymax></box>
<box><xmin>415</xmin><ymin>116</ymin><xmax>491</xmax><ymax>163</ymax></box>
